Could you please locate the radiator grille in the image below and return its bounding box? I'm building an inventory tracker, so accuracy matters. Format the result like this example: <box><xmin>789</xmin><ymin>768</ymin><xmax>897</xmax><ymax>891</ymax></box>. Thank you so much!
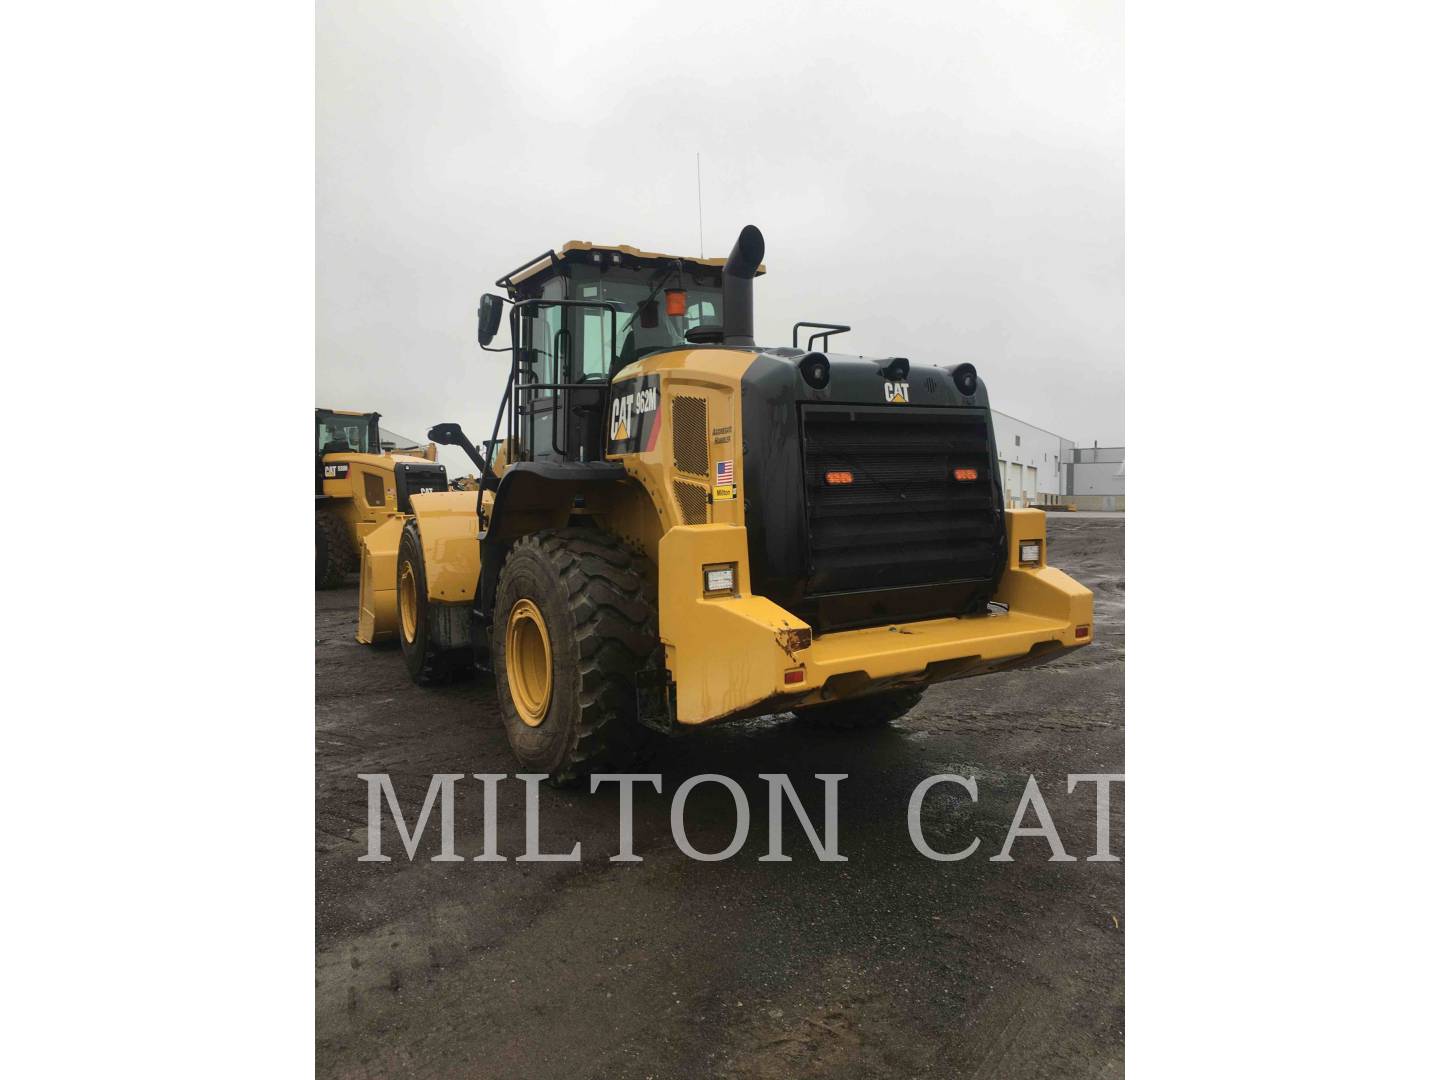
<box><xmin>799</xmin><ymin>405</ymin><xmax>1001</xmax><ymax>595</ymax></box>
<box><xmin>672</xmin><ymin>395</ymin><xmax>709</xmax><ymax>477</ymax></box>
<box><xmin>673</xmin><ymin>479</ymin><xmax>709</xmax><ymax>525</ymax></box>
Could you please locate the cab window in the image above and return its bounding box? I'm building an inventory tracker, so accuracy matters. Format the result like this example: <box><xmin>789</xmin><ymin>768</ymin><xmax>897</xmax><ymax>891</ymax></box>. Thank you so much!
<box><xmin>581</xmin><ymin>304</ymin><xmax>613</xmax><ymax>379</ymax></box>
<box><xmin>318</xmin><ymin>416</ymin><xmax>372</xmax><ymax>454</ymax></box>
<box><xmin>575</xmin><ymin>276</ymin><xmax>722</xmax><ymax>374</ymax></box>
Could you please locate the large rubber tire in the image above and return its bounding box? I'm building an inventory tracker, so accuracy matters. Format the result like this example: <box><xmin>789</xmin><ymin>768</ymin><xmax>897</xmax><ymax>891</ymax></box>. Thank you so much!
<box><xmin>492</xmin><ymin>528</ymin><xmax>660</xmax><ymax>787</ymax></box>
<box><xmin>397</xmin><ymin>520</ymin><xmax>470</xmax><ymax>686</ymax></box>
<box><xmin>793</xmin><ymin>687</ymin><xmax>926</xmax><ymax>731</ymax></box>
<box><xmin>316</xmin><ymin>507</ymin><xmax>350</xmax><ymax>590</ymax></box>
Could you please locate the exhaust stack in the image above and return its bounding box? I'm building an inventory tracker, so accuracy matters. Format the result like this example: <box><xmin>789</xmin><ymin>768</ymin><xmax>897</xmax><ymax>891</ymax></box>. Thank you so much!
<box><xmin>722</xmin><ymin>225</ymin><xmax>765</xmax><ymax>346</ymax></box>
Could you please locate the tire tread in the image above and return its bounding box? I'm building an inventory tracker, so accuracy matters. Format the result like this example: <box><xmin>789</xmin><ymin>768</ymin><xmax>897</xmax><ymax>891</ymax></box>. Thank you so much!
<box><xmin>316</xmin><ymin>507</ymin><xmax>350</xmax><ymax>590</ymax></box>
<box><xmin>496</xmin><ymin>528</ymin><xmax>660</xmax><ymax>786</ymax></box>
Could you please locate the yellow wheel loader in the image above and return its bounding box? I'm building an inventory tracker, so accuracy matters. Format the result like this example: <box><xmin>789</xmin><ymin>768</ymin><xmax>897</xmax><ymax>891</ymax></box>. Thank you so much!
<box><xmin>315</xmin><ymin>408</ymin><xmax>447</xmax><ymax>589</ymax></box>
<box><xmin>358</xmin><ymin>227</ymin><xmax>1093</xmax><ymax>785</ymax></box>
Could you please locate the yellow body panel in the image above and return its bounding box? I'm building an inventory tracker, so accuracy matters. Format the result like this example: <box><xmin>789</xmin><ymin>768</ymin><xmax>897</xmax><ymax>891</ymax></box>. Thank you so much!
<box><xmin>992</xmin><ymin>509</ymin><xmax>1093</xmax><ymax>628</ymax></box>
<box><xmin>591</xmin><ymin>348</ymin><xmax>756</xmax><ymax>565</ymax></box>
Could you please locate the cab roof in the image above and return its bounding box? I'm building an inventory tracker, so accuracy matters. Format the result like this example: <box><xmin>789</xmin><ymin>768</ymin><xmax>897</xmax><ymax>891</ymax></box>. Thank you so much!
<box><xmin>499</xmin><ymin>240</ymin><xmax>766</xmax><ymax>292</ymax></box>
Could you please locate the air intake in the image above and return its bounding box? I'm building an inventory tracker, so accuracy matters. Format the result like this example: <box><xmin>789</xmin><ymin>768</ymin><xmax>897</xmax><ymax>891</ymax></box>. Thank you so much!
<box><xmin>673</xmin><ymin>479</ymin><xmax>709</xmax><ymax>524</ymax></box>
<box><xmin>672</xmin><ymin>395</ymin><xmax>709</xmax><ymax>476</ymax></box>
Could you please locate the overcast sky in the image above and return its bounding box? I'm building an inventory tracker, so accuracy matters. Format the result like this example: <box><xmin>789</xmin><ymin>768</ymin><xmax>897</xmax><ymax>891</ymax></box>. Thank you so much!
<box><xmin>318</xmin><ymin>0</ymin><xmax>1122</xmax><ymax>477</ymax></box>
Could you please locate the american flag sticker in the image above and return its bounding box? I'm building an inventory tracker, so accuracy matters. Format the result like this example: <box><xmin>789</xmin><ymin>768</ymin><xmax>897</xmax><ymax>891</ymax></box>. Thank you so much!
<box><xmin>713</xmin><ymin>459</ymin><xmax>736</xmax><ymax>501</ymax></box>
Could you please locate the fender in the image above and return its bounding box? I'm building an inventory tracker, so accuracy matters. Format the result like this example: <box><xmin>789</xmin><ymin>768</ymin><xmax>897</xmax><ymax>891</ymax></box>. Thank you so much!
<box><xmin>407</xmin><ymin>490</ymin><xmax>482</xmax><ymax>603</ymax></box>
<box><xmin>476</xmin><ymin>461</ymin><xmax>628</xmax><ymax>631</ymax></box>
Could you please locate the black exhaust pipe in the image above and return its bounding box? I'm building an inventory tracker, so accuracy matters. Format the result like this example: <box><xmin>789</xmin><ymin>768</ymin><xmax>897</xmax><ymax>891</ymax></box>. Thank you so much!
<box><xmin>722</xmin><ymin>225</ymin><xmax>765</xmax><ymax>346</ymax></box>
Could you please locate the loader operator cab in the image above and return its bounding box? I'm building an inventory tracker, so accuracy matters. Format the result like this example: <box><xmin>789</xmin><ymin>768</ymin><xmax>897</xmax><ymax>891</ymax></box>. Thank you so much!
<box><xmin>317</xmin><ymin>409</ymin><xmax>380</xmax><ymax>457</ymax></box>
<box><xmin>483</xmin><ymin>244</ymin><xmax>752</xmax><ymax>469</ymax></box>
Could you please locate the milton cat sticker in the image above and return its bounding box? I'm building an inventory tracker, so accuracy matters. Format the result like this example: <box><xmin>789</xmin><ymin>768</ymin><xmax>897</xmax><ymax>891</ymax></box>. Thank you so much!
<box><xmin>608</xmin><ymin>374</ymin><xmax>662</xmax><ymax>454</ymax></box>
<box><xmin>884</xmin><ymin>380</ymin><xmax>910</xmax><ymax>404</ymax></box>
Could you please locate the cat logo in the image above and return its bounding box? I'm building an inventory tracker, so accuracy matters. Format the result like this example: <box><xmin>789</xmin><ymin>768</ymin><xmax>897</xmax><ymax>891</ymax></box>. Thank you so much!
<box><xmin>607</xmin><ymin>374</ymin><xmax>662</xmax><ymax>454</ymax></box>
<box><xmin>884</xmin><ymin>380</ymin><xmax>910</xmax><ymax>404</ymax></box>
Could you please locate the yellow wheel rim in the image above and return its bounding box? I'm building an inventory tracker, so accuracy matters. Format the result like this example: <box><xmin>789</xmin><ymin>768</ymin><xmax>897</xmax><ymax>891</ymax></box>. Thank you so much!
<box><xmin>398</xmin><ymin>560</ymin><xmax>419</xmax><ymax>643</ymax></box>
<box><xmin>505</xmin><ymin>599</ymin><xmax>552</xmax><ymax>727</ymax></box>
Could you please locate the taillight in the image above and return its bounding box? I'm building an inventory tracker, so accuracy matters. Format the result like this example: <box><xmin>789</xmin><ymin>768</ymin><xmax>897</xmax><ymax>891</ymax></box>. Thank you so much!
<box><xmin>825</xmin><ymin>470</ymin><xmax>854</xmax><ymax>485</ymax></box>
<box><xmin>953</xmin><ymin>467</ymin><xmax>978</xmax><ymax>481</ymax></box>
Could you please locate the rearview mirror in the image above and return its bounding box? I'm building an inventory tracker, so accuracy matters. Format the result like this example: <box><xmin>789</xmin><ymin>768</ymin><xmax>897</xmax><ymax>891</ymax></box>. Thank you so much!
<box><xmin>427</xmin><ymin>423</ymin><xmax>488</xmax><ymax>474</ymax></box>
<box><xmin>427</xmin><ymin>423</ymin><xmax>465</xmax><ymax>446</ymax></box>
<box><xmin>477</xmin><ymin>293</ymin><xmax>505</xmax><ymax>347</ymax></box>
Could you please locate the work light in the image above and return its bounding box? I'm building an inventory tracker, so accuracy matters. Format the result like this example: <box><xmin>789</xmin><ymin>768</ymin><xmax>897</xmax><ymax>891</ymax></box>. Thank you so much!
<box><xmin>703</xmin><ymin>564</ymin><xmax>737</xmax><ymax>596</ymax></box>
<box><xmin>799</xmin><ymin>351</ymin><xmax>830</xmax><ymax>389</ymax></box>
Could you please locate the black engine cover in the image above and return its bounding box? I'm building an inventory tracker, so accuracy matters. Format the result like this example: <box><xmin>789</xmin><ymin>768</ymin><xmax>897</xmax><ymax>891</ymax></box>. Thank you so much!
<box><xmin>393</xmin><ymin>461</ymin><xmax>448</xmax><ymax>513</ymax></box>
<box><xmin>740</xmin><ymin>351</ymin><xmax>1007</xmax><ymax>634</ymax></box>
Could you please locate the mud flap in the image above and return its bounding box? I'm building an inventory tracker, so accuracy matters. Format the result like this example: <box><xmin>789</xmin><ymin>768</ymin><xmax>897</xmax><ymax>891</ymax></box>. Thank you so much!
<box><xmin>635</xmin><ymin>666</ymin><xmax>676</xmax><ymax>734</ymax></box>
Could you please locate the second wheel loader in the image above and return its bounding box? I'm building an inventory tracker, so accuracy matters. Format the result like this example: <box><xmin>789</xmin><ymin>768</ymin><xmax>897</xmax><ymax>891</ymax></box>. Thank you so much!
<box><xmin>315</xmin><ymin>408</ymin><xmax>447</xmax><ymax>589</ymax></box>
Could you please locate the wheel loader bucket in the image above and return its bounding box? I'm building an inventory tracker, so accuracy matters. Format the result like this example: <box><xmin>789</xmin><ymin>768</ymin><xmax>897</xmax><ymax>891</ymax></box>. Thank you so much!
<box><xmin>357</xmin><ymin>515</ymin><xmax>405</xmax><ymax>644</ymax></box>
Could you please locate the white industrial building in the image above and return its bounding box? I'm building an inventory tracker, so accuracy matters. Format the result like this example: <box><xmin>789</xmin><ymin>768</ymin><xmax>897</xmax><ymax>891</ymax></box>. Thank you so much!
<box><xmin>993</xmin><ymin>410</ymin><xmax>1124</xmax><ymax>512</ymax></box>
<box><xmin>992</xmin><ymin>410</ymin><xmax>1073</xmax><ymax>508</ymax></box>
<box><xmin>1069</xmin><ymin>445</ymin><xmax>1125</xmax><ymax>511</ymax></box>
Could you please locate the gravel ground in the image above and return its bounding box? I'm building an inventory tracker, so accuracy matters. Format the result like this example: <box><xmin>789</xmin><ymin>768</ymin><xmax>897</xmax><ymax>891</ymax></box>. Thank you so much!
<box><xmin>316</xmin><ymin>515</ymin><xmax>1125</xmax><ymax>1078</ymax></box>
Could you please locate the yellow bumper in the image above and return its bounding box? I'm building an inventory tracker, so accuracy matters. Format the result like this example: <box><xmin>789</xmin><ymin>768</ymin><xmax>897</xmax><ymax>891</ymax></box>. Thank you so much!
<box><xmin>658</xmin><ymin>509</ymin><xmax>1093</xmax><ymax>725</ymax></box>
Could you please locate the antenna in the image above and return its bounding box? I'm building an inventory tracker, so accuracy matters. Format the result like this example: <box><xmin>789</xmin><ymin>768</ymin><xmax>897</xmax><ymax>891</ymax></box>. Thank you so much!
<box><xmin>696</xmin><ymin>152</ymin><xmax>704</xmax><ymax>259</ymax></box>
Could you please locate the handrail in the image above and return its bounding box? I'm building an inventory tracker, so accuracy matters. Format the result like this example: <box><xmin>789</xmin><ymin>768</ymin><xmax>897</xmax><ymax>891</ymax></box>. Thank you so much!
<box><xmin>494</xmin><ymin>250</ymin><xmax>560</xmax><ymax>292</ymax></box>
<box><xmin>792</xmin><ymin>321</ymin><xmax>851</xmax><ymax>351</ymax></box>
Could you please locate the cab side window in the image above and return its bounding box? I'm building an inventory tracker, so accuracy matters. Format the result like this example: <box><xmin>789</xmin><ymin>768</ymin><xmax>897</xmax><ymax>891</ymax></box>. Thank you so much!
<box><xmin>581</xmin><ymin>307</ymin><xmax>613</xmax><ymax>378</ymax></box>
<box><xmin>525</xmin><ymin>278</ymin><xmax>566</xmax><ymax>383</ymax></box>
